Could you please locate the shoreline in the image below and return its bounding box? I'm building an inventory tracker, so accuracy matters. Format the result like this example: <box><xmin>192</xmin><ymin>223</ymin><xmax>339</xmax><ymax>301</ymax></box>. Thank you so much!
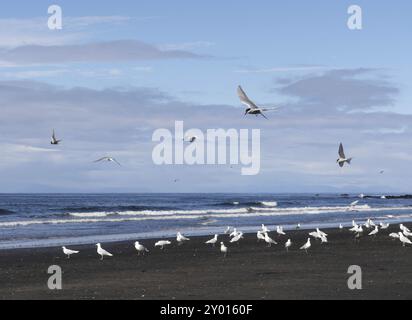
<box><xmin>1</xmin><ymin>224</ymin><xmax>412</xmax><ymax>299</ymax></box>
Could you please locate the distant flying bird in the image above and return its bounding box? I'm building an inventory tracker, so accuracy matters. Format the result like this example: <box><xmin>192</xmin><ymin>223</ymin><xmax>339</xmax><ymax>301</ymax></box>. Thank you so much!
<box><xmin>184</xmin><ymin>136</ymin><xmax>197</xmax><ymax>143</ymax></box>
<box><xmin>134</xmin><ymin>241</ymin><xmax>149</xmax><ymax>256</ymax></box>
<box><xmin>94</xmin><ymin>157</ymin><xmax>121</xmax><ymax>166</ymax></box>
<box><xmin>237</xmin><ymin>85</ymin><xmax>279</xmax><ymax>120</ymax></box>
<box><xmin>50</xmin><ymin>129</ymin><xmax>62</xmax><ymax>145</ymax></box>
<box><xmin>62</xmin><ymin>246</ymin><xmax>79</xmax><ymax>259</ymax></box>
<box><xmin>337</xmin><ymin>143</ymin><xmax>353</xmax><ymax>167</ymax></box>
<box><xmin>380</xmin><ymin>170</ymin><xmax>385</xmax><ymax>174</ymax></box>
<box><xmin>96</xmin><ymin>243</ymin><xmax>113</xmax><ymax>260</ymax></box>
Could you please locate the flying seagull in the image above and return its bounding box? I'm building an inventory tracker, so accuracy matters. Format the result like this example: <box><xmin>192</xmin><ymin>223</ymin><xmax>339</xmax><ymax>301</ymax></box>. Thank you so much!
<box><xmin>94</xmin><ymin>157</ymin><xmax>121</xmax><ymax>166</ymax></box>
<box><xmin>337</xmin><ymin>143</ymin><xmax>353</xmax><ymax>167</ymax></box>
<box><xmin>50</xmin><ymin>129</ymin><xmax>62</xmax><ymax>145</ymax></box>
<box><xmin>237</xmin><ymin>85</ymin><xmax>279</xmax><ymax>120</ymax></box>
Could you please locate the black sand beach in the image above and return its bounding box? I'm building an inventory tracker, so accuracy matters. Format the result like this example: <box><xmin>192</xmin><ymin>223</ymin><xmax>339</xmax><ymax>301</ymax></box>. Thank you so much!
<box><xmin>1</xmin><ymin>226</ymin><xmax>412</xmax><ymax>300</ymax></box>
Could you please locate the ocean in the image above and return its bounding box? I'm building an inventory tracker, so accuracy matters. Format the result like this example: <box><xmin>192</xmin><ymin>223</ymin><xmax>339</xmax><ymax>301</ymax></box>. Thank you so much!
<box><xmin>0</xmin><ymin>193</ymin><xmax>412</xmax><ymax>249</ymax></box>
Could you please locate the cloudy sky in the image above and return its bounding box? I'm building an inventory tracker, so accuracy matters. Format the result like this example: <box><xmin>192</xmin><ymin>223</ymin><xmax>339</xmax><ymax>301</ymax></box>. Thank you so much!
<box><xmin>0</xmin><ymin>0</ymin><xmax>411</xmax><ymax>193</ymax></box>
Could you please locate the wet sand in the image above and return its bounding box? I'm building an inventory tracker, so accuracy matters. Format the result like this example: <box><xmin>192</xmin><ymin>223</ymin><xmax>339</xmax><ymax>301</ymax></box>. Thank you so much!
<box><xmin>1</xmin><ymin>226</ymin><xmax>412</xmax><ymax>300</ymax></box>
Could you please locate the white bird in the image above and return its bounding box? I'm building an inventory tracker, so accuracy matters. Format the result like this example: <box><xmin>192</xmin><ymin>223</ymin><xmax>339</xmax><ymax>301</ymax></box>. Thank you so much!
<box><xmin>205</xmin><ymin>234</ymin><xmax>218</xmax><ymax>247</ymax></box>
<box><xmin>398</xmin><ymin>232</ymin><xmax>412</xmax><ymax>247</ymax></box>
<box><xmin>285</xmin><ymin>239</ymin><xmax>292</xmax><ymax>252</ymax></box>
<box><xmin>337</xmin><ymin>143</ymin><xmax>353</xmax><ymax>167</ymax></box>
<box><xmin>296</xmin><ymin>223</ymin><xmax>301</xmax><ymax>230</ymax></box>
<box><xmin>389</xmin><ymin>233</ymin><xmax>400</xmax><ymax>239</ymax></box>
<box><xmin>224</xmin><ymin>226</ymin><xmax>232</xmax><ymax>234</ymax></box>
<box><xmin>257</xmin><ymin>230</ymin><xmax>266</xmax><ymax>242</ymax></box>
<box><xmin>184</xmin><ymin>136</ymin><xmax>197</xmax><ymax>143</ymax></box>
<box><xmin>320</xmin><ymin>235</ymin><xmax>328</xmax><ymax>244</ymax></box>
<box><xmin>316</xmin><ymin>228</ymin><xmax>328</xmax><ymax>237</ymax></box>
<box><xmin>51</xmin><ymin>129</ymin><xmax>62</xmax><ymax>145</ymax></box>
<box><xmin>368</xmin><ymin>226</ymin><xmax>379</xmax><ymax>237</ymax></box>
<box><xmin>94</xmin><ymin>156</ymin><xmax>121</xmax><ymax>166</ymax></box>
<box><xmin>261</xmin><ymin>224</ymin><xmax>270</xmax><ymax>233</ymax></box>
<box><xmin>62</xmin><ymin>246</ymin><xmax>79</xmax><ymax>259</ymax></box>
<box><xmin>220</xmin><ymin>242</ymin><xmax>228</xmax><ymax>258</ymax></box>
<box><xmin>134</xmin><ymin>241</ymin><xmax>149</xmax><ymax>255</ymax></box>
<box><xmin>339</xmin><ymin>224</ymin><xmax>344</xmax><ymax>230</ymax></box>
<box><xmin>380</xmin><ymin>223</ymin><xmax>390</xmax><ymax>230</ymax></box>
<box><xmin>155</xmin><ymin>240</ymin><xmax>171</xmax><ymax>250</ymax></box>
<box><xmin>300</xmin><ymin>238</ymin><xmax>311</xmax><ymax>254</ymax></box>
<box><xmin>230</xmin><ymin>232</ymin><xmax>244</xmax><ymax>244</ymax></box>
<box><xmin>348</xmin><ymin>200</ymin><xmax>359</xmax><ymax>211</ymax></box>
<box><xmin>400</xmin><ymin>224</ymin><xmax>411</xmax><ymax>233</ymax></box>
<box><xmin>237</xmin><ymin>85</ymin><xmax>279</xmax><ymax>120</ymax></box>
<box><xmin>403</xmin><ymin>230</ymin><xmax>412</xmax><ymax>237</ymax></box>
<box><xmin>264</xmin><ymin>232</ymin><xmax>277</xmax><ymax>247</ymax></box>
<box><xmin>230</xmin><ymin>228</ymin><xmax>240</xmax><ymax>238</ymax></box>
<box><xmin>276</xmin><ymin>226</ymin><xmax>286</xmax><ymax>236</ymax></box>
<box><xmin>96</xmin><ymin>243</ymin><xmax>113</xmax><ymax>260</ymax></box>
<box><xmin>176</xmin><ymin>232</ymin><xmax>190</xmax><ymax>244</ymax></box>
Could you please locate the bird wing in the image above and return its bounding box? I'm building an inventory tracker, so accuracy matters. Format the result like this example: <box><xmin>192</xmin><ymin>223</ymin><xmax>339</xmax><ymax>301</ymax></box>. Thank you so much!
<box><xmin>260</xmin><ymin>112</ymin><xmax>269</xmax><ymax>120</ymax></box>
<box><xmin>112</xmin><ymin>158</ymin><xmax>122</xmax><ymax>166</ymax></box>
<box><xmin>94</xmin><ymin>157</ymin><xmax>108</xmax><ymax>163</ymax></box>
<box><xmin>338</xmin><ymin>143</ymin><xmax>346</xmax><ymax>158</ymax></box>
<box><xmin>52</xmin><ymin>130</ymin><xmax>56</xmax><ymax>140</ymax></box>
<box><xmin>237</xmin><ymin>86</ymin><xmax>259</xmax><ymax>109</ymax></box>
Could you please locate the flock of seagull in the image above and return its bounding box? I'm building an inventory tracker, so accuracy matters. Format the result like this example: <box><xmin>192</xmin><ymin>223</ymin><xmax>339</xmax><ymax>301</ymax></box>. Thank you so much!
<box><xmin>61</xmin><ymin>217</ymin><xmax>412</xmax><ymax>260</ymax></box>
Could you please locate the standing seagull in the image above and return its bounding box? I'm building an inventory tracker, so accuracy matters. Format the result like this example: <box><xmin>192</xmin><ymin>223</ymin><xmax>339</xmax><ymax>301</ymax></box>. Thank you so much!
<box><xmin>300</xmin><ymin>238</ymin><xmax>311</xmax><ymax>254</ymax></box>
<box><xmin>337</xmin><ymin>143</ymin><xmax>353</xmax><ymax>167</ymax></box>
<box><xmin>96</xmin><ymin>243</ymin><xmax>113</xmax><ymax>260</ymax></box>
<box><xmin>50</xmin><ymin>129</ymin><xmax>62</xmax><ymax>145</ymax></box>
<box><xmin>220</xmin><ymin>242</ymin><xmax>228</xmax><ymax>258</ymax></box>
<box><xmin>176</xmin><ymin>232</ymin><xmax>190</xmax><ymax>244</ymax></box>
<box><xmin>398</xmin><ymin>232</ymin><xmax>412</xmax><ymax>247</ymax></box>
<box><xmin>62</xmin><ymin>246</ymin><xmax>79</xmax><ymax>259</ymax></box>
<box><xmin>237</xmin><ymin>85</ymin><xmax>279</xmax><ymax>120</ymax></box>
<box><xmin>94</xmin><ymin>156</ymin><xmax>122</xmax><ymax>166</ymax></box>
<box><xmin>134</xmin><ymin>241</ymin><xmax>149</xmax><ymax>256</ymax></box>
<box><xmin>205</xmin><ymin>234</ymin><xmax>218</xmax><ymax>247</ymax></box>
<box><xmin>155</xmin><ymin>240</ymin><xmax>171</xmax><ymax>250</ymax></box>
<box><xmin>285</xmin><ymin>239</ymin><xmax>292</xmax><ymax>252</ymax></box>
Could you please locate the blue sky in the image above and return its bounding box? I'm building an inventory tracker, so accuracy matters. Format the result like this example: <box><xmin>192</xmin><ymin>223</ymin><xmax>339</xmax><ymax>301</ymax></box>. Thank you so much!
<box><xmin>0</xmin><ymin>1</ymin><xmax>411</xmax><ymax>193</ymax></box>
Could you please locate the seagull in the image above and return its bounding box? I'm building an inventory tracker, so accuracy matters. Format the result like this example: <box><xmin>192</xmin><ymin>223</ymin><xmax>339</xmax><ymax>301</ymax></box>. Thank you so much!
<box><xmin>276</xmin><ymin>226</ymin><xmax>286</xmax><ymax>236</ymax></box>
<box><xmin>400</xmin><ymin>224</ymin><xmax>411</xmax><ymax>233</ymax></box>
<box><xmin>96</xmin><ymin>243</ymin><xmax>113</xmax><ymax>260</ymax></box>
<box><xmin>237</xmin><ymin>85</ymin><xmax>279</xmax><ymax>120</ymax></box>
<box><xmin>230</xmin><ymin>232</ymin><xmax>244</xmax><ymax>244</ymax></box>
<box><xmin>263</xmin><ymin>232</ymin><xmax>277</xmax><ymax>247</ymax></box>
<box><xmin>380</xmin><ymin>223</ymin><xmax>390</xmax><ymax>230</ymax></box>
<box><xmin>229</xmin><ymin>228</ymin><xmax>240</xmax><ymax>238</ymax></box>
<box><xmin>184</xmin><ymin>136</ymin><xmax>197</xmax><ymax>143</ymax></box>
<box><xmin>51</xmin><ymin>129</ymin><xmax>62</xmax><ymax>145</ymax></box>
<box><xmin>176</xmin><ymin>232</ymin><xmax>190</xmax><ymax>244</ymax></box>
<box><xmin>398</xmin><ymin>232</ymin><xmax>412</xmax><ymax>247</ymax></box>
<box><xmin>62</xmin><ymin>246</ymin><xmax>79</xmax><ymax>259</ymax></box>
<box><xmin>348</xmin><ymin>200</ymin><xmax>359</xmax><ymax>211</ymax></box>
<box><xmin>403</xmin><ymin>229</ymin><xmax>412</xmax><ymax>237</ymax></box>
<box><xmin>337</xmin><ymin>143</ymin><xmax>353</xmax><ymax>167</ymax></box>
<box><xmin>205</xmin><ymin>234</ymin><xmax>218</xmax><ymax>247</ymax></box>
<box><xmin>220</xmin><ymin>242</ymin><xmax>228</xmax><ymax>258</ymax></box>
<box><xmin>389</xmin><ymin>233</ymin><xmax>400</xmax><ymax>239</ymax></box>
<box><xmin>296</xmin><ymin>223</ymin><xmax>301</xmax><ymax>230</ymax></box>
<box><xmin>224</xmin><ymin>226</ymin><xmax>232</xmax><ymax>234</ymax></box>
<box><xmin>300</xmin><ymin>238</ymin><xmax>311</xmax><ymax>254</ymax></box>
<box><xmin>94</xmin><ymin>156</ymin><xmax>121</xmax><ymax>166</ymax></box>
<box><xmin>261</xmin><ymin>224</ymin><xmax>270</xmax><ymax>233</ymax></box>
<box><xmin>155</xmin><ymin>240</ymin><xmax>171</xmax><ymax>250</ymax></box>
<box><xmin>257</xmin><ymin>230</ymin><xmax>266</xmax><ymax>242</ymax></box>
<box><xmin>285</xmin><ymin>239</ymin><xmax>292</xmax><ymax>252</ymax></box>
<box><xmin>339</xmin><ymin>224</ymin><xmax>344</xmax><ymax>230</ymax></box>
<box><xmin>368</xmin><ymin>226</ymin><xmax>379</xmax><ymax>237</ymax></box>
<box><xmin>134</xmin><ymin>241</ymin><xmax>149</xmax><ymax>256</ymax></box>
<box><xmin>380</xmin><ymin>170</ymin><xmax>385</xmax><ymax>174</ymax></box>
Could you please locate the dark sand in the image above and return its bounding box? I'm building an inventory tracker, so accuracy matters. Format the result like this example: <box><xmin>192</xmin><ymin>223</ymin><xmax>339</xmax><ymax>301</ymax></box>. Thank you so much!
<box><xmin>1</xmin><ymin>226</ymin><xmax>412</xmax><ymax>300</ymax></box>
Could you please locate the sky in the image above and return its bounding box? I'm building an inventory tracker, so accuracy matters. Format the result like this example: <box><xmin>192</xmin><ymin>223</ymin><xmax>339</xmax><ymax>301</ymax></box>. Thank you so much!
<box><xmin>0</xmin><ymin>0</ymin><xmax>411</xmax><ymax>193</ymax></box>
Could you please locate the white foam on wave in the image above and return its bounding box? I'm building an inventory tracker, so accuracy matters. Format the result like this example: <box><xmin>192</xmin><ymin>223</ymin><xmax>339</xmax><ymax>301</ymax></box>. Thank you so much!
<box><xmin>260</xmin><ymin>201</ymin><xmax>278</xmax><ymax>207</ymax></box>
<box><xmin>2</xmin><ymin>205</ymin><xmax>412</xmax><ymax>228</ymax></box>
